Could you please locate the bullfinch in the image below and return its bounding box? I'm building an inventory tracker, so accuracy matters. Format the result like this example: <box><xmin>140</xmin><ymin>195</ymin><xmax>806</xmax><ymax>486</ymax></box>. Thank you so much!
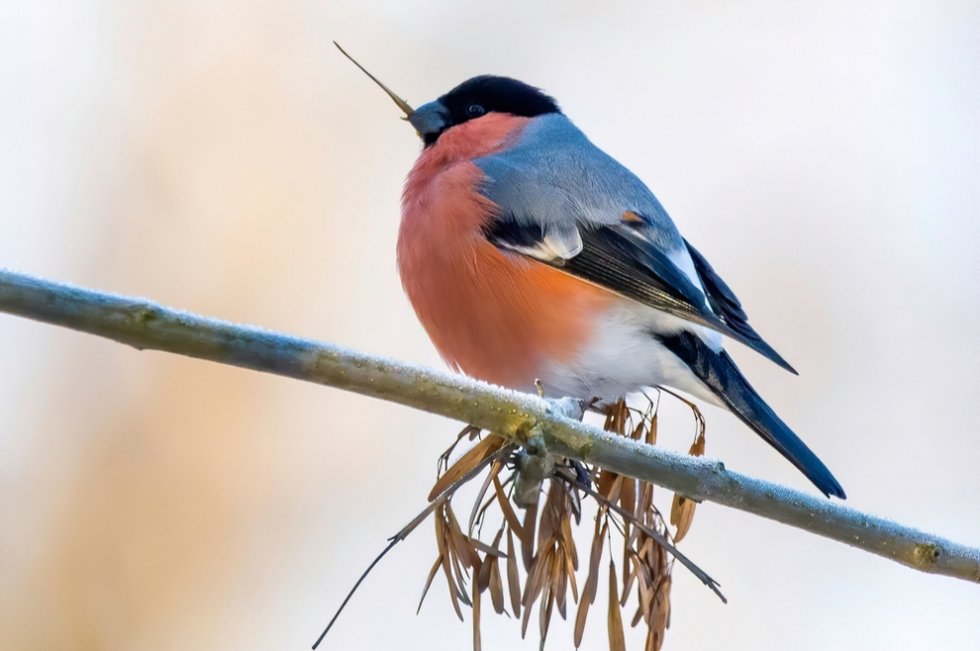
<box><xmin>338</xmin><ymin>46</ymin><xmax>845</xmax><ymax>499</ymax></box>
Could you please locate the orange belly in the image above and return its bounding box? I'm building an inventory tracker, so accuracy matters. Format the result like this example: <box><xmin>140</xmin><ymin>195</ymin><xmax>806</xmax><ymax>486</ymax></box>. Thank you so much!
<box><xmin>398</xmin><ymin>115</ymin><xmax>611</xmax><ymax>390</ymax></box>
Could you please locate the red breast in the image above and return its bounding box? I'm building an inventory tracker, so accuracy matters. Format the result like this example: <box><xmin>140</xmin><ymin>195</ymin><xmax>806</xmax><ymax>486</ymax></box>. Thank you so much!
<box><xmin>398</xmin><ymin>114</ymin><xmax>613</xmax><ymax>390</ymax></box>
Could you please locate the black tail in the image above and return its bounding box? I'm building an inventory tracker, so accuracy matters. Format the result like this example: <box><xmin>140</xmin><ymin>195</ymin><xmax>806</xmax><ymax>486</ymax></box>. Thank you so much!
<box><xmin>659</xmin><ymin>332</ymin><xmax>846</xmax><ymax>499</ymax></box>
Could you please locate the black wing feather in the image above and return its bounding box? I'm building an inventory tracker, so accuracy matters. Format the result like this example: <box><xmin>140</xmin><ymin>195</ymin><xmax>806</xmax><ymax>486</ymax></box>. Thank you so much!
<box><xmin>683</xmin><ymin>239</ymin><xmax>747</xmax><ymax>320</ymax></box>
<box><xmin>570</xmin><ymin>227</ymin><xmax>709</xmax><ymax>310</ymax></box>
<box><xmin>659</xmin><ymin>331</ymin><xmax>843</xmax><ymax>497</ymax></box>
<box><xmin>484</xmin><ymin>215</ymin><xmax>797</xmax><ymax>373</ymax></box>
<box><xmin>487</xmin><ymin>218</ymin><xmax>548</xmax><ymax>252</ymax></box>
<box><xmin>683</xmin><ymin>239</ymin><xmax>796</xmax><ymax>374</ymax></box>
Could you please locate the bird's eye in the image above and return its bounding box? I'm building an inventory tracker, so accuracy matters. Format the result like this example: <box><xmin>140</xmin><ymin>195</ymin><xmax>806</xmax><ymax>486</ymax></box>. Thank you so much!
<box><xmin>466</xmin><ymin>104</ymin><xmax>486</xmax><ymax>117</ymax></box>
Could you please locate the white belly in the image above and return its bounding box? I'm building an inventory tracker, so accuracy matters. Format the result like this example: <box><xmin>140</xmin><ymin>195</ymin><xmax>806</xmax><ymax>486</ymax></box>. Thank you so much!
<box><xmin>539</xmin><ymin>301</ymin><xmax>725</xmax><ymax>405</ymax></box>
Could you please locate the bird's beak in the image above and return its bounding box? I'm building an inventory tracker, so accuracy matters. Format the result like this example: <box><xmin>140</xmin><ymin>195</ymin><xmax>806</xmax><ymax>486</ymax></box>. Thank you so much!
<box><xmin>333</xmin><ymin>41</ymin><xmax>415</xmax><ymax>119</ymax></box>
<box><xmin>406</xmin><ymin>100</ymin><xmax>450</xmax><ymax>141</ymax></box>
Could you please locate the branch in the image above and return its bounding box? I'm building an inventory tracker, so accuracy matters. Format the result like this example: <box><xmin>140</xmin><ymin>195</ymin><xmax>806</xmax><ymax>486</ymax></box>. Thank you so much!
<box><xmin>1</xmin><ymin>268</ymin><xmax>977</xmax><ymax>583</ymax></box>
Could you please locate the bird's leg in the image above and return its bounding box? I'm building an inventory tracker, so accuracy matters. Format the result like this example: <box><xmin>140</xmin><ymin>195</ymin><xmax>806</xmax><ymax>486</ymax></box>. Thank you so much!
<box><xmin>534</xmin><ymin>378</ymin><xmax>545</xmax><ymax>398</ymax></box>
<box><xmin>512</xmin><ymin>391</ymin><xmax>592</xmax><ymax>507</ymax></box>
<box><xmin>568</xmin><ymin>459</ymin><xmax>592</xmax><ymax>489</ymax></box>
<box><xmin>546</xmin><ymin>396</ymin><xmax>593</xmax><ymax>489</ymax></box>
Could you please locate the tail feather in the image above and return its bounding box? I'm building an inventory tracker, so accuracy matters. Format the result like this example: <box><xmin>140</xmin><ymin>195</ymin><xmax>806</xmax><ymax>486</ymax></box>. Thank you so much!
<box><xmin>659</xmin><ymin>332</ymin><xmax>846</xmax><ymax>499</ymax></box>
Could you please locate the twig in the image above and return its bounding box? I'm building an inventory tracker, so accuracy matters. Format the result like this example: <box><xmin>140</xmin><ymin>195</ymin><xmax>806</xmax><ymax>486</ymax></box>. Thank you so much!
<box><xmin>1</xmin><ymin>269</ymin><xmax>977</xmax><ymax>583</ymax></box>
<box><xmin>512</xmin><ymin>423</ymin><xmax>556</xmax><ymax>508</ymax></box>
<box><xmin>311</xmin><ymin>448</ymin><xmax>512</xmax><ymax>648</ymax></box>
<box><xmin>554</xmin><ymin>469</ymin><xmax>726</xmax><ymax>603</ymax></box>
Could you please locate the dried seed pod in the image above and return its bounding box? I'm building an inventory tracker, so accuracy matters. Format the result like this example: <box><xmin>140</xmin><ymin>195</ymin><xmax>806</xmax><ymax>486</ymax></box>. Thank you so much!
<box><xmin>417</xmin><ymin>555</ymin><xmax>443</xmax><ymax>614</ymax></box>
<box><xmin>670</xmin><ymin>431</ymin><xmax>705</xmax><ymax>542</ymax></box>
<box><xmin>607</xmin><ymin>560</ymin><xmax>626</xmax><ymax>651</ymax></box>
<box><xmin>574</xmin><ymin>519</ymin><xmax>607</xmax><ymax>646</ymax></box>
<box><xmin>472</xmin><ymin>572</ymin><xmax>482</xmax><ymax>651</ymax></box>
<box><xmin>488</xmin><ymin>557</ymin><xmax>506</xmax><ymax>614</ymax></box>
<box><xmin>506</xmin><ymin>527</ymin><xmax>522</xmax><ymax>618</ymax></box>
<box><xmin>429</xmin><ymin>435</ymin><xmax>507</xmax><ymax>501</ymax></box>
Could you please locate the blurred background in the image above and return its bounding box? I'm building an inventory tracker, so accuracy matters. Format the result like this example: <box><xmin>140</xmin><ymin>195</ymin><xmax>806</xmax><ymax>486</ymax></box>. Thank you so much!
<box><xmin>1</xmin><ymin>1</ymin><xmax>977</xmax><ymax>649</ymax></box>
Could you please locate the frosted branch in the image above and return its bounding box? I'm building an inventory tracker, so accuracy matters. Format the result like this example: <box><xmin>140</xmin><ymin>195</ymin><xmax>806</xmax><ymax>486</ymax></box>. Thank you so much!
<box><xmin>1</xmin><ymin>268</ymin><xmax>976</xmax><ymax>583</ymax></box>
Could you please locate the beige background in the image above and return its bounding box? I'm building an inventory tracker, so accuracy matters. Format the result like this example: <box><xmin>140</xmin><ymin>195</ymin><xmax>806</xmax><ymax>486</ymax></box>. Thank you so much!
<box><xmin>1</xmin><ymin>1</ymin><xmax>977</xmax><ymax>649</ymax></box>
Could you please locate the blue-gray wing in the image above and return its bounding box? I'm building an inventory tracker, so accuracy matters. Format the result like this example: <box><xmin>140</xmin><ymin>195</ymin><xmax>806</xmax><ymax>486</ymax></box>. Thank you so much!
<box><xmin>475</xmin><ymin>114</ymin><xmax>796</xmax><ymax>373</ymax></box>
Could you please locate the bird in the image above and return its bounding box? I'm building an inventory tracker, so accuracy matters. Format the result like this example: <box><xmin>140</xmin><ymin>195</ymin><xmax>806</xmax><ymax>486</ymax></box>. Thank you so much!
<box><xmin>335</xmin><ymin>46</ymin><xmax>845</xmax><ymax>499</ymax></box>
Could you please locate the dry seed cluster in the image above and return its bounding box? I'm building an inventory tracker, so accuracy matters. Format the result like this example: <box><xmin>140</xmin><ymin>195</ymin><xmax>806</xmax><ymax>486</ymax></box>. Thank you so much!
<box><xmin>421</xmin><ymin>396</ymin><xmax>707</xmax><ymax>651</ymax></box>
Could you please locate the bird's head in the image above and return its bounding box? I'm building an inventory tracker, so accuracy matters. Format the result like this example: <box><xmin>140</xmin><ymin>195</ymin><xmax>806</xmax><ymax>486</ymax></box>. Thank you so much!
<box><xmin>334</xmin><ymin>43</ymin><xmax>560</xmax><ymax>147</ymax></box>
<box><xmin>410</xmin><ymin>76</ymin><xmax>560</xmax><ymax>146</ymax></box>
